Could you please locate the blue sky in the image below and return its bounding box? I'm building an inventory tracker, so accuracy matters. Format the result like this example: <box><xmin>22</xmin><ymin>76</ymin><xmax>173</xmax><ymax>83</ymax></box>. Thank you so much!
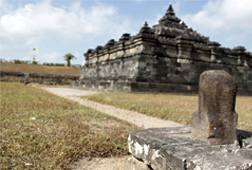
<box><xmin>1</xmin><ymin>0</ymin><xmax>252</xmax><ymax>65</ymax></box>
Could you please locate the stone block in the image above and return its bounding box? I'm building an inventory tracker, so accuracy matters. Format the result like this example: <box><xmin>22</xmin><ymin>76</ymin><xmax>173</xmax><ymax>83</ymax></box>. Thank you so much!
<box><xmin>128</xmin><ymin>127</ymin><xmax>252</xmax><ymax>170</ymax></box>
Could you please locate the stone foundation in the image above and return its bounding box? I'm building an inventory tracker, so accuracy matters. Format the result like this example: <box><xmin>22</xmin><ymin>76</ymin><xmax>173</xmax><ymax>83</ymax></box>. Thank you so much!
<box><xmin>127</xmin><ymin>127</ymin><xmax>252</xmax><ymax>170</ymax></box>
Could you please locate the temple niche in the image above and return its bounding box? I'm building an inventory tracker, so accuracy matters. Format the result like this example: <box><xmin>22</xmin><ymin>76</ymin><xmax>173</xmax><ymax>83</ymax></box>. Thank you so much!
<box><xmin>76</xmin><ymin>5</ymin><xmax>252</xmax><ymax>95</ymax></box>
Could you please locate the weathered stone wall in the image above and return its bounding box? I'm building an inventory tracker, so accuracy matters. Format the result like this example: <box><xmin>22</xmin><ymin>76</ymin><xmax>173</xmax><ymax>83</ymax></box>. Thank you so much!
<box><xmin>77</xmin><ymin>51</ymin><xmax>252</xmax><ymax>95</ymax></box>
<box><xmin>78</xmin><ymin>55</ymin><xmax>141</xmax><ymax>91</ymax></box>
<box><xmin>0</xmin><ymin>71</ymin><xmax>79</xmax><ymax>85</ymax></box>
<box><xmin>135</xmin><ymin>54</ymin><xmax>252</xmax><ymax>95</ymax></box>
<box><xmin>0</xmin><ymin>71</ymin><xmax>25</xmax><ymax>83</ymax></box>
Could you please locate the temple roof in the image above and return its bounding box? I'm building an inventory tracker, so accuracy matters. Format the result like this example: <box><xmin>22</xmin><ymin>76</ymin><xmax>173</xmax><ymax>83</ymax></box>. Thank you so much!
<box><xmin>85</xmin><ymin>4</ymin><xmax>250</xmax><ymax>57</ymax></box>
<box><xmin>153</xmin><ymin>4</ymin><xmax>210</xmax><ymax>43</ymax></box>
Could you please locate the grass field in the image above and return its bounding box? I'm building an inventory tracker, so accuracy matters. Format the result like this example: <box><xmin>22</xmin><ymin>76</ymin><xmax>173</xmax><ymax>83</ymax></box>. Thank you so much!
<box><xmin>83</xmin><ymin>92</ymin><xmax>252</xmax><ymax>132</ymax></box>
<box><xmin>0</xmin><ymin>83</ymin><xmax>138</xmax><ymax>170</ymax></box>
<box><xmin>0</xmin><ymin>62</ymin><xmax>80</xmax><ymax>76</ymax></box>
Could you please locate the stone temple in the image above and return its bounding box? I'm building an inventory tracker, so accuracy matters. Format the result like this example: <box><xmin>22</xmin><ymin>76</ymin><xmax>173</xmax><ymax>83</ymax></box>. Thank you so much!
<box><xmin>76</xmin><ymin>5</ymin><xmax>252</xmax><ymax>95</ymax></box>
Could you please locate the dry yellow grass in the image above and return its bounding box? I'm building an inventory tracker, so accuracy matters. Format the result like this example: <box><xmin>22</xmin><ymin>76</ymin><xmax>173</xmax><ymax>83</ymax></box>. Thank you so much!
<box><xmin>236</xmin><ymin>96</ymin><xmax>252</xmax><ymax>132</ymax></box>
<box><xmin>83</xmin><ymin>92</ymin><xmax>252</xmax><ymax>132</ymax></box>
<box><xmin>0</xmin><ymin>62</ymin><xmax>80</xmax><ymax>76</ymax></box>
<box><xmin>0</xmin><ymin>83</ymin><xmax>138</xmax><ymax>170</ymax></box>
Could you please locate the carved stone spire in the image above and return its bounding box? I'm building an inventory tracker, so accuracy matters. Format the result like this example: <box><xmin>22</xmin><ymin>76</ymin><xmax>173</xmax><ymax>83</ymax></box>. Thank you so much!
<box><xmin>144</xmin><ymin>21</ymin><xmax>148</xmax><ymax>27</ymax></box>
<box><xmin>167</xmin><ymin>4</ymin><xmax>175</xmax><ymax>15</ymax></box>
<box><xmin>139</xmin><ymin>21</ymin><xmax>154</xmax><ymax>34</ymax></box>
<box><xmin>159</xmin><ymin>4</ymin><xmax>181</xmax><ymax>25</ymax></box>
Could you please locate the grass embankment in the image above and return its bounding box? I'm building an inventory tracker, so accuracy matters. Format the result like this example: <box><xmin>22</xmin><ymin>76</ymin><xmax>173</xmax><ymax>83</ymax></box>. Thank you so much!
<box><xmin>83</xmin><ymin>92</ymin><xmax>252</xmax><ymax>132</ymax></box>
<box><xmin>0</xmin><ymin>83</ymin><xmax>138</xmax><ymax>170</ymax></box>
<box><xmin>0</xmin><ymin>62</ymin><xmax>80</xmax><ymax>76</ymax></box>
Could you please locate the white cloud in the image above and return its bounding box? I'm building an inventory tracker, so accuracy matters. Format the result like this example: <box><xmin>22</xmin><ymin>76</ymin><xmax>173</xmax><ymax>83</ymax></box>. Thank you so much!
<box><xmin>225</xmin><ymin>34</ymin><xmax>245</xmax><ymax>44</ymax></box>
<box><xmin>0</xmin><ymin>0</ymin><xmax>134</xmax><ymax>63</ymax></box>
<box><xmin>41</xmin><ymin>52</ymin><xmax>62</xmax><ymax>63</ymax></box>
<box><xmin>183</xmin><ymin>0</ymin><xmax>252</xmax><ymax>31</ymax></box>
<box><xmin>180</xmin><ymin>0</ymin><xmax>252</xmax><ymax>51</ymax></box>
<box><xmin>0</xmin><ymin>1</ymin><xmax>120</xmax><ymax>45</ymax></box>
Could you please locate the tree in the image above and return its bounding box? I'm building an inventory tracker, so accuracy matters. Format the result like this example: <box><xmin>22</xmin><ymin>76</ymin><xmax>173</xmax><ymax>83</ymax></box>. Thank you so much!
<box><xmin>32</xmin><ymin>48</ymin><xmax>37</xmax><ymax>64</ymax></box>
<box><xmin>63</xmin><ymin>53</ymin><xmax>76</xmax><ymax>67</ymax></box>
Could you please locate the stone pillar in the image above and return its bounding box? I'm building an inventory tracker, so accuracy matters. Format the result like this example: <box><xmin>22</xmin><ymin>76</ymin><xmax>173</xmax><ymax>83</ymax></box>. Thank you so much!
<box><xmin>191</xmin><ymin>70</ymin><xmax>238</xmax><ymax>145</ymax></box>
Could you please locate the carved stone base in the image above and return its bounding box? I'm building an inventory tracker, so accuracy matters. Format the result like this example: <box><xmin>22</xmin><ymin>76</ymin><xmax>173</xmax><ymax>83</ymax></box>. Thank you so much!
<box><xmin>128</xmin><ymin>127</ymin><xmax>252</xmax><ymax>170</ymax></box>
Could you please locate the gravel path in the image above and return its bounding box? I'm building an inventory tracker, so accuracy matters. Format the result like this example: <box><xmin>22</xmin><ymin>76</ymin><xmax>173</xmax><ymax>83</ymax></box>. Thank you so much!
<box><xmin>39</xmin><ymin>87</ymin><xmax>182</xmax><ymax>169</ymax></box>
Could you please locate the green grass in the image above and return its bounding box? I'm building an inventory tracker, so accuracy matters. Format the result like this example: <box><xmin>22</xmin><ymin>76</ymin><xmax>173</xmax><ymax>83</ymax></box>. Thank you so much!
<box><xmin>82</xmin><ymin>92</ymin><xmax>252</xmax><ymax>132</ymax></box>
<box><xmin>0</xmin><ymin>83</ymin><xmax>138</xmax><ymax>170</ymax></box>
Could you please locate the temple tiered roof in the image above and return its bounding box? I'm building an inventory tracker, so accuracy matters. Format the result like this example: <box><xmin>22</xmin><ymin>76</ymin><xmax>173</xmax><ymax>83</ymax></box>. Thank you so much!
<box><xmin>84</xmin><ymin>4</ymin><xmax>250</xmax><ymax>59</ymax></box>
<box><xmin>152</xmin><ymin>5</ymin><xmax>209</xmax><ymax>42</ymax></box>
<box><xmin>159</xmin><ymin>4</ymin><xmax>181</xmax><ymax>25</ymax></box>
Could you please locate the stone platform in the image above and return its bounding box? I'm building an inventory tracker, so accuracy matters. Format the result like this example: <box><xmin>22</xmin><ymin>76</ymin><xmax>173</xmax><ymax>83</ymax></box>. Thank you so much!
<box><xmin>127</xmin><ymin>127</ymin><xmax>252</xmax><ymax>170</ymax></box>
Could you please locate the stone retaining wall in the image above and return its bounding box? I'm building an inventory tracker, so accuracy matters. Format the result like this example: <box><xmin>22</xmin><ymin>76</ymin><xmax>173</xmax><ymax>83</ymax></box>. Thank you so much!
<box><xmin>0</xmin><ymin>71</ymin><xmax>79</xmax><ymax>85</ymax></box>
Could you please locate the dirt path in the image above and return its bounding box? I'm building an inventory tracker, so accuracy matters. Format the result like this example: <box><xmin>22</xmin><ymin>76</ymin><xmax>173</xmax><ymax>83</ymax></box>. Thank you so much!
<box><xmin>40</xmin><ymin>87</ymin><xmax>182</xmax><ymax>129</ymax></box>
<box><xmin>39</xmin><ymin>87</ymin><xmax>182</xmax><ymax>169</ymax></box>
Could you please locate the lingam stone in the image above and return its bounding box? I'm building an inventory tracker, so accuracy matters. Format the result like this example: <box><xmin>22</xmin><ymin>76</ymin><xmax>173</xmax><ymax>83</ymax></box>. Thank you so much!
<box><xmin>191</xmin><ymin>70</ymin><xmax>238</xmax><ymax>145</ymax></box>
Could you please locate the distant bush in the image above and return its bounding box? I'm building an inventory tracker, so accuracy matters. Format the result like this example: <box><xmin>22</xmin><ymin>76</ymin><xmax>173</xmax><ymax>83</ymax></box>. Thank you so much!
<box><xmin>43</xmin><ymin>63</ymin><xmax>65</xmax><ymax>66</ymax></box>
<box><xmin>55</xmin><ymin>63</ymin><xmax>65</xmax><ymax>67</ymax></box>
<box><xmin>12</xmin><ymin>60</ymin><xmax>30</xmax><ymax>64</ymax></box>
<box><xmin>32</xmin><ymin>61</ymin><xmax>37</xmax><ymax>65</ymax></box>
<box><xmin>14</xmin><ymin>59</ymin><xmax>22</xmax><ymax>64</ymax></box>
<box><xmin>43</xmin><ymin>62</ymin><xmax>54</xmax><ymax>66</ymax></box>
